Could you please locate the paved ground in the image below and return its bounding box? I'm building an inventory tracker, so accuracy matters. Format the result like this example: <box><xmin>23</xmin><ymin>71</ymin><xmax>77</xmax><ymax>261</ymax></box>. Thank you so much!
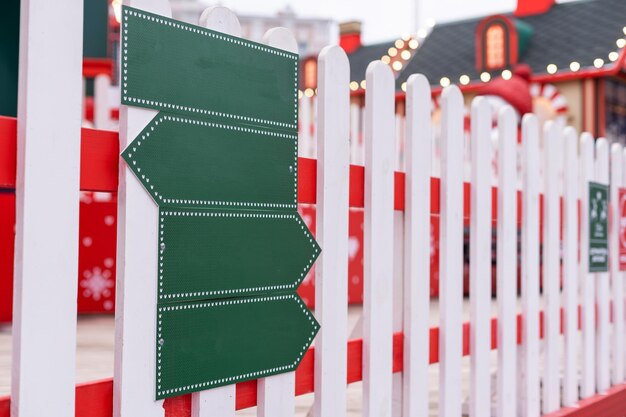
<box><xmin>0</xmin><ymin>301</ymin><xmax>506</xmax><ymax>416</ymax></box>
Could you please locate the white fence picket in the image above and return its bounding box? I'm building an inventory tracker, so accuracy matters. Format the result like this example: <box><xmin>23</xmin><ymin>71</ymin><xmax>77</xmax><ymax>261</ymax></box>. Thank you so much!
<box><xmin>496</xmin><ymin>107</ymin><xmax>518</xmax><ymax>417</ymax></box>
<box><xmin>363</xmin><ymin>60</ymin><xmax>395</xmax><ymax>417</ymax></box>
<box><xmin>594</xmin><ymin>138</ymin><xmax>610</xmax><ymax>393</ymax></box>
<box><xmin>190</xmin><ymin>6</ymin><xmax>243</xmax><ymax>416</ymax></box>
<box><xmin>256</xmin><ymin>26</ymin><xmax>300</xmax><ymax>417</ymax></box>
<box><xmin>469</xmin><ymin>97</ymin><xmax>492</xmax><ymax>417</ymax></box>
<box><xmin>609</xmin><ymin>143</ymin><xmax>624</xmax><ymax>385</ymax></box>
<box><xmin>562</xmin><ymin>127</ymin><xmax>579</xmax><ymax>406</ymax></box>
<box><xmin>542</xmin><ymin>121</ymin><xmax>560</xmax><ymax>413</ymax></box>
<box><xmin>114</xmin><ymin>1</ymin><xmax>171</xmax><ymax>416</ymax></box>
<box><xmin>12</xmin><ymin>0</ymin><xmax>83</xmax><ymax>415</ymax></box>
<box><xmin>438</xmin><ymin>85</ymin><xmax>464</xmax><ymax>417</ymax></box>
<box><xmin>579</xmin><ymin>132</ymin><xmax>595</xmax><ymax>398</ymax></box>
<box><xmin>402</xmin><ymin>74</ymin><xmax>432</xmax><ymax>417</ymax></box>
<box><xmin>520</xmin><ymin>114</ymin><xmax>541</xmax><ymax>417</ymax></box>
<box><xmin>313</xmin><ymin>44</ymin><xmax>350</xmax><ymax>417</ymax></box>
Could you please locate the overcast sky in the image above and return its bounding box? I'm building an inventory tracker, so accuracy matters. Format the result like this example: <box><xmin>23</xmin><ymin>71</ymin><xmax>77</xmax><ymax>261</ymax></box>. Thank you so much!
<box><xmin>202</xmin><ymin>0</ymin><xmax>579</xmax><ymax>42</ymax></box>
<box><xmin>203</xmin><ymin>0</ymin><xmax>516</xmax><ymax>42</ymax></box>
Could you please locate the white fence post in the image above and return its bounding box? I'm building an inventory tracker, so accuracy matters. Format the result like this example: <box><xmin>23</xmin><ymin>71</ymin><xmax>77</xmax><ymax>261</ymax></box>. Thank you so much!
<box><xmin>438</xmin><ymin>85</ymin><xmax>464</xmax><ymax>417</ymax></box>
<box><xmin>256</xmin><ymin>26</ymin><xmax>300</xmax><ymax>417</ymax></box>
<box><xmin>12</xmin><ymin>0</ymin><xmax>83</xmax><ymax>415</ymax></box>
<box><xmin>496</xmin><ymin>107</ymin><xmax>518</xmax><ymax>417</ymax></box>
<box><xmin>579</xmin><ymin>132</ymin><xmax>595</xmax><ymax>398</ymax></box>
<box><xmin>402</xmin><ymin>74</ymin><xmax>432</xmax><ymax>417</ymax></box>
<box><xmin>542</xmin><ymin>121</ymin><xmax>561</xmax><ymax>413</ymax></box>
<box><xmin>469</xmin><ymin>97</ymin><xmax>492</xmax><ymax>417</ymax></box>
<box><xmin>313</xmin><ymin>44</ymin><xmax>350</xmax><ymax>417</ymax></box>
<box><xmin>114</xmin><ymin>1</ymin><xmax>171</xmax><ymax>416</ymax></box>
<box><xmin>189</xmin><ymin>6</ymin><xmax>244</xmax><ymax>417</ymax></box>
<box><xmin>520</xmin><ymin>114</ymin><xmax>541</xmax><ymax>417</ymax></box>
<box><xmin>594</xmin><ymin>138</ymin><xmax>610</xmax><ymax>393</ymax></box>
<box><xmin>363</xmin><ymin>60</ymin><xmax>395</xmax><ymax>417</ymax></box>
<box><xmin>611</xmin><ymin>143</ymin><xmax>625</xmax><ymax>385</ymax></box>
<box><xmin>562</xmin><ymin>127</ymin><xmax>579</xmax><ymax>406</ymax></box>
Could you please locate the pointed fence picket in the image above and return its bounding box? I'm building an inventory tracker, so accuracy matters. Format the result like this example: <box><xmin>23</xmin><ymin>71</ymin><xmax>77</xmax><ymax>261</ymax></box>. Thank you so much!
<box><xmin>402</xmin><ymin>74</ymin><xmax>432</xmax><ymax>417</ymax></box>
<box><xmin>190</xmin><ymin>6</ymin><xmax>242</xmax><ymax>417</ymax></box>
<box><xmin>313</xmin><ymin>44</ymin><xmax>350</xmax><ymax>417</ymax></box>
<box><xmin>362</xmin><ymin>60</ymin><xmax>395</xmax><ymax>417</ymax></box>
<box><xmin>496</xmin><ymin>107</ymin><xmax>518</xmax><ymax>417</ymax></box>
<box><xmin>520</xmin><ymin>114</ymin><xmax>541</xmax><ymax>417</ymax></box>
<box><xmin>562</xmin><ymin>127</ymin><xmax>579</xmax><ymax>407</ymax></box>
<box><xmin>579</xmin><ymin>132</ymin><xmax>596</xmax><ymax>399</ymax></box>
<box><xmin>8</xmin><ymin>4</ymin><xmax>626</xmax><ymax>417</ymax></box>
<box><xmin>542</xmin><ymin>121</ymin><xmax>561</xmax><ymax>414</ymax></box>
<box><xmin>595</xmin><ymin>138</ymin><xmax>610</xmax><ymax>394</ymax></box>
<box><xmin>469</xmin><ymin>97</ymin><xmax>492</xmax><ymax>417</ymax></box>
<box><xmin>438</xmin><ymin>85</ymin><xmax>464</xmax><ymax>417</ymax></box>
<box><xmin>610</xmin><ymin>143</ymin><xmax>625</xmax><ymax>386</ymax></box>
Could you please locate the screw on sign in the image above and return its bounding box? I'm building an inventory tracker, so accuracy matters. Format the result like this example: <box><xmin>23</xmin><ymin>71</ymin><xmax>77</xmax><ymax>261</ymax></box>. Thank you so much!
<box><xmin>619</xmin><ymin>187</ymin><xmax>626</xmax><ymax>270</ymax></box>
<box><xmin>589</xmin><ymin>182</ymin><xmax>609</xmax><ymax>272</ymax></box>
<box><xmin>120</xmin><ymin>7</ymin><xmax>320</xmax><ymax>399</ymax></box>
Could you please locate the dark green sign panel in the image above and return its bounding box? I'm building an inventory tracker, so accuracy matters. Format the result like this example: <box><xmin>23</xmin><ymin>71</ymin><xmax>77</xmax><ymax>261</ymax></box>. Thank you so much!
<box><xmin>121</xmin><ymin>6</ymin><xmax>320</xmax><ymax>400</ymax></box>
<box><xmin>157</xmin><ymin>294</ymin><xmax>318</xmax><ymax>399</ymax></box>
<box><xmin>158</xmin><ymin>209</ymin><xmax>319</xmax><ymax>302</ymax></box>
<box><xmin>121</xmin><ymin>7</ymin><xmax>298</xmax><ymax>130</ymax></box>
<box><xmin>589</xmin><ymin>181</ymin><xmax>609</xmax><ymax>272</ymax></box>
<box><xmin>122</xmin><ymin>114</ymin><xmax>297</xmax><ymax>209</ymax></box>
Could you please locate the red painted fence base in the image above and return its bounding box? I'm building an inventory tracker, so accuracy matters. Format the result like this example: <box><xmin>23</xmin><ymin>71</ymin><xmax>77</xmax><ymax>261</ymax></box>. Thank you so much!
<box><xmin>543</xmin><ymin>384</ymin><xmax>626</xmax><ymax>417</ymax></box>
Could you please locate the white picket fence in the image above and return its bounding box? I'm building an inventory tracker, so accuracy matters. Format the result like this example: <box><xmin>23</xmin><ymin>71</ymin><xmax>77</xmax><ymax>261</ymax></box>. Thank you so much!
<box><xmin>9</xmin><ymin>1</ymin><xmax>626</xmax><ymax>417</ymax></box>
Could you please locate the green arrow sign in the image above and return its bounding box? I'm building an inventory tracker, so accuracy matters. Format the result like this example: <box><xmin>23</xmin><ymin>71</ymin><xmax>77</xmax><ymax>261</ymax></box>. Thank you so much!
<box><xmin>121</xmin><ymin>6</ymin><xmax>298</xmax><ymax>130</ymax></box>
<box><xmin>122</xmin><ymin>114</ymin><xmax>297</xmax><ymax>210</ymax></box>
<box><xmin>156</xmin><ymin>293</ymin><xmax>319</xmax><ymax>399</ymax></box>
<box><xmin>158</xmin><ymin>209</ymin><xmax>319</xmax><ymax>302</ymax></box>
<box><xmin>589</xmin><ymin>181</ymin><xmax>609</xmax><ymax>272</ymax></box>
<box><xmin>121</xmin><ymin>6</ymin><xmax>320</xmax><ymax>400</ymax></box>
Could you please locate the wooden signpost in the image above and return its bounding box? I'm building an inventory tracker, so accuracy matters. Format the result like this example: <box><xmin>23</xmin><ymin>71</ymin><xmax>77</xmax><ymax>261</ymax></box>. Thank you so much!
<box><xmin>118</xmin><ymin>4</ymin><xmax>319</xmax><ymax>403</ymax></box>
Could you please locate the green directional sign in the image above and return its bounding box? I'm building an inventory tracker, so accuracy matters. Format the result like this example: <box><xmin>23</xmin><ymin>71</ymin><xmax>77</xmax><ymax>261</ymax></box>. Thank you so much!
<box><xmin>157</xmin><ymin>294</ymin><xmax>318</xmax><ymax>398</ymax></box>
<box><xmin>121</xmin><ymin>6</ymin><xmax>299</xmax><ymax>131</ymax></box>
<box><xmin>120</xmin><ymin>6</ymin><xmax>320</xmax><ymax>400</ymax></box>
<box><xmin>158</xmin><ymin>209</ymin><xmax>319</xmax><ymax>302</ymax></box>
<box><xmin>589</xmin><ymin>181</ymin><xmax>609</xmax><ymax>272</ymax></box>
<box><xmin>123</xmin><ymin>114</ymin><xmax>298</xmax><ymax>210</ymax></box>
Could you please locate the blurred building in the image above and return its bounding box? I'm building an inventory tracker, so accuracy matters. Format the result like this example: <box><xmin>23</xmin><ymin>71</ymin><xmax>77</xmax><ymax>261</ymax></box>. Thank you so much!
<box><xmin>170</xmin><ymin>0</ymin><xmax>336</xmax><ymax>57</ymax></box>
<box><xmin>302</xmin><ymin>0</ymin><xmax>626</xmax><ymax>145</ymax></box>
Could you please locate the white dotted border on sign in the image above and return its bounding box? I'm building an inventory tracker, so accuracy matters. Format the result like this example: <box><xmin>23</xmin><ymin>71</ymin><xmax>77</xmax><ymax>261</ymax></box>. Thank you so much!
<box><xmin>156</xmin><ymin>293</ymin><xmax>318</xmax><ymax>397</ymax></box>
<box><xmin>124</xmin><ymin>114</ymin><xmax>299</xmax><ymax>209</ymax></box>
<box><xmin>122</xmin><ymin>7</ymin><xmax>299</xmax><ymax>129</ymax></box>
<box><xmin>157</xmin><ymin>210</ymin><xmax>319</xmax><ymax>300</ymax></box>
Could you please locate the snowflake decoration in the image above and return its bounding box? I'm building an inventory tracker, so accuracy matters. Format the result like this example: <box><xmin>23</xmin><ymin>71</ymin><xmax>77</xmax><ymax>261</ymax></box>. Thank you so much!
<box><xmin>81</xmin><ymin>267</ymin><xmax>114</xmax><ymax>301</ymax></box>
